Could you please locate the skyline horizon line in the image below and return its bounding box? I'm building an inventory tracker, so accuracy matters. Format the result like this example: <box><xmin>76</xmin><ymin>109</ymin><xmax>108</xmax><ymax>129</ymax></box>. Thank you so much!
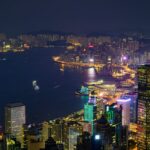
<box><xmin>0</xmin><ymin>29</ymin><xmax>150</xmax><ymax>37</ymax></box>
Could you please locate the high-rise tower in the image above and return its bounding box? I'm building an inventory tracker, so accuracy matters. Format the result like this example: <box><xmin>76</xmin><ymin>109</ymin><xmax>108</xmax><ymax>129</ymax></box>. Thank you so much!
<box><xmin>5</xmin><ymin>103</ymin><xmax>26</xmax><ymax>147</ymax></box>
<box><xmin>84</xmin><ymin>102</ymin><xmax>96</xmax><ymax>135</ymax></box>
<box><xmin>137</xmin><ymin>64</ymin><xmax>150</xmax><ymax>149</ymax></box>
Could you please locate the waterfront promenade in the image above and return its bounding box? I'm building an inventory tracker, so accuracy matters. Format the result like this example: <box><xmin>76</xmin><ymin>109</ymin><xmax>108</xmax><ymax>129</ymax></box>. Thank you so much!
<box><xmin>52</xmin><ymin>56</ymin><xmax>105</xmax><ymax>68</ymax></box>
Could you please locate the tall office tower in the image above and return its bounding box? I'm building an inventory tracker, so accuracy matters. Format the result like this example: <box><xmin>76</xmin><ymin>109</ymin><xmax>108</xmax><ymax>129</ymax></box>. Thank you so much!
<box><xmin>116</xmin><ymin>94</ymin><xmax>137</xmax><ymax>125</ymax></box>
<box><xmin>117</xmin><ymin>96</ymin><xmax>131</xmax><ymax>126</ymax></box>
<box><xmin>137</xmin><ymin>64</ymin><xmax>150</xmax><ymax>149</ymax></box>
<box><xmin>68</xmin><ymin>122</ymin><xmax>82</xmax><ymax>150</ymax></box>
<box><xmin>5</xmin><ymin>103</ymin><xmax>26</xmax><ymax>148</ymax></box>
<box><xmin>95</xmin><ymin>115</ymin><xmax>113</xmax><ymax>150</ymax></box>
<box><xmin>105</xmin><ymin>103</ymin><xmax>122</xmax><ymax>125</ymax></box>
<box><xmin>105</xmin><ymin>104</ymin><xmax>123</xmax><ymax>149</ymax></box>
<box><xmin>84</xmin><ymin>103</ymin><xmax>96</xmax><ymax>135</ymax></box>
<box><xmin>49</xmin><ymin>119</ymin><xmax>64</xmax><ymax>144</ymax></box>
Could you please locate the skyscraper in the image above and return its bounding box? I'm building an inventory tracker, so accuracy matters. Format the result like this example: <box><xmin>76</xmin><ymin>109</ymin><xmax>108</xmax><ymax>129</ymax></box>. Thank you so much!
<box><xmin>68</xmin><ymin>122</ymin><xmax>82</xmax><ymax>150</ymax></box>
<box><xmin>84</xmin><ymin>103</ymin><xmax>95</xmax><ymax>123</ymax></box>
<box><xmin>117</xmin><ymin>96</ymin><xmax>131</xmax><ymax>126</ymax></box>
<box><xmin>105</xmin><ymin>103</ymin><xmax>123</xmax><ymax>149</ymax></box>
<box><xmin>137</xmin><ymin>64</ymin><xmax>150</xmax><ymax>149</ymax></box>
<box><xmin>5</xmin><ymin>103</ymin><xmax>26</xmax><ymax>147</ymax></box>
<box><xmin>84</xmin><ymin>103</ymin><xmax>96</xmax><ymax>135</ymax></box>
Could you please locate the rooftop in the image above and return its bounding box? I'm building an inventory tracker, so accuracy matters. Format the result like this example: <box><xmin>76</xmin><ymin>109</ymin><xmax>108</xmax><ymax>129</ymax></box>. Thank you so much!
<box><xmin>6</xmin><ymin>103</ymin><xmax>25</xmax><ymax>108</ymax></box>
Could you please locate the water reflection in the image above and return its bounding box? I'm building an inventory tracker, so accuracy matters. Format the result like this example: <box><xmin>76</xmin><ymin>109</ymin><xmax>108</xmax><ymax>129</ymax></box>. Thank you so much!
<box><xmin>60</xmin><ymin>64</ymin><xmax>65</xmax><ymax>72</ymax></box>
<box><xmin>87</xmin><ymin>67</ymin><xmax>96</xmax><ymax>81</ymax></box>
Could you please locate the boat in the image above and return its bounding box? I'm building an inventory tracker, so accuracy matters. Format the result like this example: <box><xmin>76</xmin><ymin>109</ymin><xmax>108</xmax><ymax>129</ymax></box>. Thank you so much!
<box><xmin>32</xmin><ymin>80</ymin><xmax>40</xmax><ymax>91</ymax></box>
<box><xmin>34</xmin><ymin>85</ymin><xmax>40</xmax><ymax>91</ymax></box>
<box><xmin>32</xmin><ymin>80</ymin><xmax>37</xmax><ymax>87</ymax></box>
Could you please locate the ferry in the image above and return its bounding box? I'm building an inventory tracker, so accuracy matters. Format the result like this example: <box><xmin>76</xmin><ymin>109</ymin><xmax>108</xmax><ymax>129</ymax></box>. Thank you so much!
<box><xmin>34</xmin><ymin>85</ymin><xmax>40</xmax><ymax>91</ymax></box>
<box><xmin>32</xmin><ymin>80</ymin><xmax>37</xmax><ymax>87</ymax></box>
<box><xmin>32</xmin><ymin>80</ymin><xmax>40</xmax><ymax>91</ymax></box>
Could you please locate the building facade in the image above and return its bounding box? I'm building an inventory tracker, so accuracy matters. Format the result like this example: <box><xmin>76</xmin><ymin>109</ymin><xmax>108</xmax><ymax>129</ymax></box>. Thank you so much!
<box><xmin>137</xmin><ymin>64</ymin><xmax>150</xmax><ymax>149</ymax></box>
<box><xmin>5</xmin><ymin>103</ymin><xmax>26</xmax><ymax>148</ymax></box>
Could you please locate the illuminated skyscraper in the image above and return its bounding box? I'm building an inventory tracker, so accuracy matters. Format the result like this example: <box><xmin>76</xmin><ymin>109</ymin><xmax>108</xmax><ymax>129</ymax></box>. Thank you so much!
<box><xmin>95</xmin><ymin>115</ymin><xmax>113</xmax><ymax>149</ymax></box>
<box><xmin>68</xmin><ymin>123</ymin><xmax>82</xmax><ymax>150</ymax></box>
<box><xmin>137</xmin><ymin>64</ymin><xmax>150</xmax><ymax>149</ymax></box>
<box><xmin>84</xmin><ymin>103</ymin><xmax>96</xmax><ymax>135</ymax></box>
<box><xmin>84</xmin><ymin>103</ymin><xmax>96</xmax><ymax>123</ymax></box>
<box><xmin>5</xmin><ymin>103</ymin><xmax>26</xmax><ymax>147</ymax></box>
<box><xmin>105</xmin><ymin>104</ymin><xmax>123</xmax><ymax>148</ymax></box>
<box><xmin>105</xmin><ymin>103</ymin><xmax>122</xmax><ymax>125</ymax></box>
<box><xmin>117</xmin><ymin>96</ymin><xmax>131</xmax><ymax>126</ymax></box>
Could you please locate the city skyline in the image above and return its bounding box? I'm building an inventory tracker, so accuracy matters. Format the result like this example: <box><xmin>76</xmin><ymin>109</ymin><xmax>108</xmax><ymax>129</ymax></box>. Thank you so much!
<box><xmin>0</xmin><ymin>0</ymin><xmax>150</xmax><ymax>149</ymax></box>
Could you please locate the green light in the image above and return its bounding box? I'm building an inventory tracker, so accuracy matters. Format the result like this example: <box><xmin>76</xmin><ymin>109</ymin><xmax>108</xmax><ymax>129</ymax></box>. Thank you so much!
<box><xmin>84</xmin><ymin>103</ymin><xmax>94</xmax><ymax>122</ymax></box>
<box><xmin>106</xmin><ymin>106</ymin><xmax>109</xmax><ymax>111</ymax></box>
<box><xmin>84</xmin><ymin>103</ymin><xmax>95</xmax><ymax>135</ymax></box>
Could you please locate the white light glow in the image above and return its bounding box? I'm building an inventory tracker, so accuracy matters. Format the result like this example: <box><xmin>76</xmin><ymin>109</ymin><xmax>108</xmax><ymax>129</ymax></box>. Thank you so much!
<box><xmin>89</xmin><ymin>58</ymin><xmax>94</xmax><ymax>63</ymax></box>
<box><xmin>87</xmin><ymin>68</ymin><xmax>96</xmax><ymax>80</ymax></box>
<box><xmin>95</xmin><ymin>135</ymin><xmax>100</xmax><ymax>140</ymax></box>
<box><xmin>117</xmin><ymin>98</ymin><xmax>131</xmax><ymax>102</ymax></box>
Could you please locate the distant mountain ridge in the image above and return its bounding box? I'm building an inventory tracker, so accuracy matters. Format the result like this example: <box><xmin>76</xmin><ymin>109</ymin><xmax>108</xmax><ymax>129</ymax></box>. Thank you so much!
<box><xmin>24</xmin><ymin>30</ymin><xmax>76</xmax><ymax>36</ymax></box>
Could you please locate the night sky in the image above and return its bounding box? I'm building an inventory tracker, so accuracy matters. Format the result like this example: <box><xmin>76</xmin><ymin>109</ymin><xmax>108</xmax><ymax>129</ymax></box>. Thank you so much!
<box><xmin>0</xmin><ymin>0</ymin><xmax>150</xmax><ymax>35</ymax></box>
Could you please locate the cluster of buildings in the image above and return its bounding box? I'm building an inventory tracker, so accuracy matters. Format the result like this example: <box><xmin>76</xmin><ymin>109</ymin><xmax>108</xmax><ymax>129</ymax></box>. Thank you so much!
<box><xmin>0</xmin><ymin>64</ymin><xmax>150</xmax><ymax>150</ymax></box>
<box><xmin>0</xmin><ymin>32</ymin><xmax>150</xmax><ymax>68</ymax></box>
<box><xmin>0</xmin><ymin>32</ymin><xmax>145</xmax><ymax>56</ymax></box>
<box><xmin>127</xmin><ymin>51</ymin><xmax>150</xmax><ymax>65</ymax></box>
<box><xmin>55</xmin><ymin>36</ymin><xmax>141</xmax><ymax>65</ymax></box>
<box><xmin>54</xmin><ymin>36</ymin><xmax>150</xmax><ymax>68</ymax></box>
<box><xmin>0</xmin><ymin>32</ymin><xmax>150</xmax><ymax>149</ymax></box>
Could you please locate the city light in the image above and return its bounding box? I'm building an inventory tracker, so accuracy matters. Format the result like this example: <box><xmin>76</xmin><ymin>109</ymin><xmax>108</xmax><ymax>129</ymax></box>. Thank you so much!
<box><xmin>106</xmin><ymin>106</ymin><xmax>109</xmax><ymax>111</ymax></box>
<box><xmin>89</xmin><ymin>58</ymin><xmax>94</xmax><ymax>63</ymax></box>
<box><xmin>87</xmin><ymin>67</ymin><xmax>96</xmax><ymax>80</ymax></box>
<box><xmin>88</xmin><ymin>43</ymin><xmax>94</xmax><ymax>48</ymax></box>
<box><xmin>53</xmin><ymin>56</ymin><xmax>60</xmax><ymax>61</ymax></box>
<box><xmin>117</xmin><ymin>98</ymin><xmax>131</xmax><ymax>102</ymax></box>
<box><xmin>0</xmin><ymin>0</ymin><xmax>149</xmax><ymax>149</ymax></box>
<box><xmin>120</xmin><ymin>55</ymin><xmax>128</xmax><ymax>64</ymax></box>
<box><xmin>123</xmin><ymin>56</ymin><xmax>127</xmax><ymax>60</ymax></box>
<box><xmin>99</xmin><ymin>92</ymin><xmax>104</xmax><ymax>97</ymax></box>
<box><xmin>95</xmin><ymin>134</ymin><xmax>100</xmax><ymax>140</ymax></box>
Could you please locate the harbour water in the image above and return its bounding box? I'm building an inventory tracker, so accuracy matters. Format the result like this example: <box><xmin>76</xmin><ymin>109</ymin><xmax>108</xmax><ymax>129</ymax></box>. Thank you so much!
<box><xmin>0</xmin><ymin>48</ymin><xmax>99</xmax><ymax>123</ymax></box>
